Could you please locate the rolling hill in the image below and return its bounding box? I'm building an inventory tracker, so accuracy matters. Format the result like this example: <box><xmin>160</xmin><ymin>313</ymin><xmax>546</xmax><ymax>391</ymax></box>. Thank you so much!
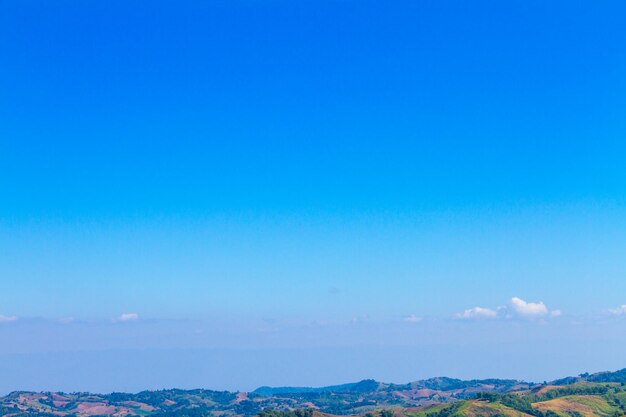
<box><xmin>1</xmin><ymin>369</ymin><xmax>625</xmax><ymax>417</ymax></box>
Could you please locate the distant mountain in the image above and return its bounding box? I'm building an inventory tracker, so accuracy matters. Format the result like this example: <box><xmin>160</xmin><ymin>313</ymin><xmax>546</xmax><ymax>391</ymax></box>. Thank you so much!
<box><xmin>254</xmin><ymin>377</ymin><xmax>523</xmax><ymax>397</ymax></box>
<box><xmin>2</xmin><ymin>368</ymin><xmax>625</xmax><ymax>417</ymax></box>
<box><xmin>253</xmin><ymin>379</ymin><xmax>381</xmax><ymax>396</ymax></box>
<box><xmin>552</xmin><ymin>368</ymin><xmax>626</xmax><ymax>385</ymax></box>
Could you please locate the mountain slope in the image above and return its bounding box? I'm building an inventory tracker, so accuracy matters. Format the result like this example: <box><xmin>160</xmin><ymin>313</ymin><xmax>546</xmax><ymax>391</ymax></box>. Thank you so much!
<box><xmin>533</xmin><ymin>395</ymin><xmax>617</xmax><ymax>417</ymax></box>
<box><xmin>1</xmin><ymin>369</ymin><xmax>626</xmax><ymax>417</ymax></box>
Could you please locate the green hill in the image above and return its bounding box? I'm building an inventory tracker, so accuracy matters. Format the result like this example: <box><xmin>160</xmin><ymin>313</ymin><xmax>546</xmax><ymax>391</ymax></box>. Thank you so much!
<box><xmin>2</xmin><ymin>369</ymin><xmax>626</xmax><ymax>417</ymax></box>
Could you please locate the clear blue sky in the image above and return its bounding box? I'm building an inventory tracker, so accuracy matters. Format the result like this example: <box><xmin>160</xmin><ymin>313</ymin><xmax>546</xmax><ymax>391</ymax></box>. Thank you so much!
<box><xmin>1</xmin><ymin>0</ymin><xmax>626</xmax><ymax>392</ymax></box>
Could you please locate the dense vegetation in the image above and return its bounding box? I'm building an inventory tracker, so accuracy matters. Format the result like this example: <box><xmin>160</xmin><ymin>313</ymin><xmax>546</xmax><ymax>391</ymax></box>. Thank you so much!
<box><xmin>3</xmin><ymin>369</ymin><xmax>626</xmax><ymax>417</ymax></box>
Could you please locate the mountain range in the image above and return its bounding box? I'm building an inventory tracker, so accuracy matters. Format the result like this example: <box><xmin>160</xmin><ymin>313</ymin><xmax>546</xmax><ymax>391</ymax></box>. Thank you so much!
<box><xmin>2</xmin><ymin>368</ymin><xmax>626</xmax><ymax>417</ymax></box>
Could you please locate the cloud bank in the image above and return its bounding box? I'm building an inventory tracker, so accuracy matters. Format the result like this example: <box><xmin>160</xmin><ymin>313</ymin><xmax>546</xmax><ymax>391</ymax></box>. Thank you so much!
<box><xmin>0</xmin><ymin>315</ymin><xmax>18</xmax><ymax>323</ymax></box>
<box><xmin>609</xmin><ymin>305</ymin><xmax>626</xmax><ymax>315</ymax></box>
<box><xmin>455</xmin><ymin>306</ymin><xmax>498</xmax><ymax>320</ymax></box>
<box><xmin>404</xmin><ymin>314</ymin><xmax>423</xmax><ymax>323</ymax></box>
<box><xmin>456</xmin><ymin>297</ymin><xmax>560</xmax><ymax>320</ymax></box>
<box><xmin>113</xmin><ymin>313</ymin><xmax>139</xmax><ymax>323</ymax></box>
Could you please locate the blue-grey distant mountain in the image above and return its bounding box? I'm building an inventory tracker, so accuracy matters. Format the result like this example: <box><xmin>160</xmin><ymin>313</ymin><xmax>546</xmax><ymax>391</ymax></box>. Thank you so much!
<box><xmin>253</xmin><ymin>379</ymin><xmax>381</xmax><ymax>396</ymax></box>
<box><xmin>253</xmin><ymin>377</ymin><xmax>522</xmax><ymax>397</ymax></box>
<box><xmin>552</xmin><ymin>368</ymin><xmax>626</xmax><ymax>385</ymax></box>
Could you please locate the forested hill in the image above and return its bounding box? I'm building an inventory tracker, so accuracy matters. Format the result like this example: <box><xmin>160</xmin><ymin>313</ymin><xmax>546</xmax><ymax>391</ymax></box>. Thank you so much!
<box><xmin>2</xmin><ymin>368</ymin><xmax>625</xmax><ymax>417</ymax></box>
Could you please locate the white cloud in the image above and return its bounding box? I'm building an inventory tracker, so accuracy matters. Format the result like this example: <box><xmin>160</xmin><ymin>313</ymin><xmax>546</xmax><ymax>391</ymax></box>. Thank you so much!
<box><xmin>509</xmin><ymin>297</ymin><xmax>559</xmax><ymax>318</ymax></box>
<box><xmin>113</xmin><ymin>313</ymin><xmax>139</xmax><ymax>323</ymax></box>
<box><xmin>609</xmin><ymin>305</ymin><xmax>626</xmax><ymax>315</ymax></box>
<box><xmin>58</xmin><ymin>317</ymin><xmax>75</xmax><ymax>324</ymax></box>
<box><xmin>404</xmin><ymin>314</ymin><xmax>423</xmax><ymax>323</ymax></box>
<box><xmin>455</xmin><ymin>306</ymin><xmax>498</xmax><ymax>320</ymax></box>
<box><xmin>349</xmin><ymin>314</ymin><xmax>370</xmax><ymax>324</ymax></box>
<box><xmin>454</xmin><ymin>298</ymin><xmax>561</xmax><ymax>321</ymax></box>
<box><xmin>0</xmin><ymin>315</ymin><xmax>18</xmax><ymax>323</ymax></box>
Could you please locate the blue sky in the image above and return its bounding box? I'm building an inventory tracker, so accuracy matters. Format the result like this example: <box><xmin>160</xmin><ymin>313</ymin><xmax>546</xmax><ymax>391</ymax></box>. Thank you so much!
<box><xmin>1</xmin><ymin>0</ymin><xmax>626</xmax><ymax>392</ymax></box>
